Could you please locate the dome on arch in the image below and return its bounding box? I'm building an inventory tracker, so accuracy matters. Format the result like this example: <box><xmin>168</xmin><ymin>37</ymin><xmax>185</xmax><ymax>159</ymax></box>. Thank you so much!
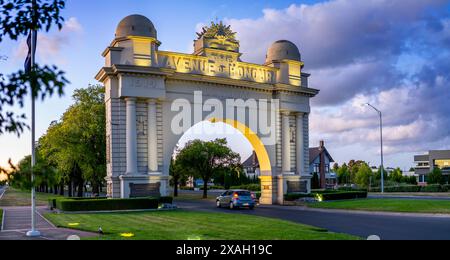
<box><xmin>115</xmin><ymin>14</ymin><xmax>157</xmax><ymax>39</ymax></box>
<box><xmin>265</xmin><ymin>40</ymin><xmax>301</xmax><ymax>63</ymax></box>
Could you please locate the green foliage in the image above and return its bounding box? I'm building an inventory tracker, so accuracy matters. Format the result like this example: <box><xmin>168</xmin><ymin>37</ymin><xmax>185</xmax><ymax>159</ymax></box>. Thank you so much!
<box><xmin>55</xmin><ymin>198</ymin><xmax>159</xmax><ymax>212</ymax></box>
<box><xmin>159</xmin><ymin>196</ymin><xmax>173</xmax><ymax>204</ymax></box>
<box><xmin>428</xmin><ymin>168</ymin><xmax>444</xmax><ymax>185</ymax></box>
<box><xmin>0</xmin><ymin>0</ymin><xmax>66</xmax><ymax>42</ymax></box>
<box><xmin>337</xmin><ymin>163</ymin><xmax>350</xmax><ymax>184</ymax></box>
<box><xmin>0</xmin><ymin>0</ymin><xmax>68</xmax><ymax>136</ymax></box>
<box><xmin>371</xmin><ymin>185</ymin><xmax>421</xmax><ymax>193</ymax></box>
<box><xmin>389</xmin><ymin>168</ymin><xmax>403</xmax><ymax>183</ymax></box>
<box><xmin>284</xmin><ymin>193</ymin><xmax>314</xmax><ymax>201</ymax></box>
<box><xmin>354</xmin><ymin>163</ymin><xmax>373</xmax><ymax>188</ymax></box>
<box><xmin>174</xmin><ymin>138</ymin><xmax>241</xmax><ymax>198</ymax></box>
<box><xmin>420</xmin><ymin>184</ymin><xmax>448</xmax><ymax>193</ymax></box>
<box><xmin>230</xmin><ymin>184</ymin><xmax>261</xmax><ymax>191</ymax></box>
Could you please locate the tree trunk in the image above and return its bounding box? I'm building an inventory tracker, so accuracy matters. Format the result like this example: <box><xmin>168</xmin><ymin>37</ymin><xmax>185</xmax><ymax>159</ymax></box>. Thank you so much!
<box><xmin>45</xmin><ymin>185</ymin><xmax>49</xmax><ymax>194</ymax></box>
<box><xmin>173</xmin><ymin>178</ymin><xmax>179</xmax><ymax>197</ymax></box>
<box><xmin>203</xmin><ymin>179</ymin><xmax>208</xmax><ymax>199</ymax></box>
<box><xmin>92</xmin><ymin>182</ymin><xmax>100</xmax><ymax>197</ymax></box>
<box><xmin>77</xmin><ymin>180</ymin><xmax>84</xmax><ymax>198</ymax></box>
<box><xmin>68</xmin><ymin>180</ymin><xmax>73</xmax><ymax>197</ymax></box>
<box><xmin>59</xmin><ymin>183</ymin><xmax>64</xmax><ymax>196</ymax></box>
<box><xmin>54</xmin><ymin>185</ymin><xmax>58</xmax><ymax>195</ymax></box>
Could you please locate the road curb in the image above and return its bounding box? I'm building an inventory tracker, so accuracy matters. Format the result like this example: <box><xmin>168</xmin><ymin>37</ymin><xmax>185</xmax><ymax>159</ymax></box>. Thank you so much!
<box><xmin>301</xmin><ymin>207</ymin><xmax>450</xmax><ymax>218</ymax></box>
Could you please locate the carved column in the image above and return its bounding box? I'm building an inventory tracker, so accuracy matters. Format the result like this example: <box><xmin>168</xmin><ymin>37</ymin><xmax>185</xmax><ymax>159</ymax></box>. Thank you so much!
<box><xmin>296</xmin><ymin>113</ymin><xmax>305</xmax><ymax>176</ymax></box>
<box><xmin>126</xmin><ymin>98</ymin><xmax>138</xmax><ymax>175</ymax></box>
<box><xmin>147</xmin><ymin>99</ymin><xmax>158</xmax><ymax>172</ymax></box>
<box><xmin>282</xmin><ymin>111</ymin><xmax>291</xmax><ymax>173</ymax></box>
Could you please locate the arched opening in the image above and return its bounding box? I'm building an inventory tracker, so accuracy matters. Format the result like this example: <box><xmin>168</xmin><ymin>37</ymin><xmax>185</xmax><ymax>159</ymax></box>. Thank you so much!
<box><xmin>171</xmin><ymin>119</ymin><xmax>273</xmax><ymax>205</ymax></box>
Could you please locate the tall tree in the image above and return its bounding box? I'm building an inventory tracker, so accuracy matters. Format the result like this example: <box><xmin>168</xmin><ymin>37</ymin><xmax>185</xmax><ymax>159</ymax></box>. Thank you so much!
<box><xmin>0</xmin><ymin>0</ymin><xmax>68</xmax><ymax>136</ymax></box>
<box><xmin>175</xmin><ymin>139</ymin><xmax>241</xmax><ymax>199</ymax></box>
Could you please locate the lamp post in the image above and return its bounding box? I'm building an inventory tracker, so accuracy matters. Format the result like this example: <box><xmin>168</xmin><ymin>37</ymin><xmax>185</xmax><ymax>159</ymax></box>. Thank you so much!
<box><xmin>365</xmin><ymin>103</ymin><xmax>384</xmax><ymax>194</ymax></box>
<box><xmin>26</xmin><ymin>0</ymin><xmax>40</xmax><ymax>237</ymax></box>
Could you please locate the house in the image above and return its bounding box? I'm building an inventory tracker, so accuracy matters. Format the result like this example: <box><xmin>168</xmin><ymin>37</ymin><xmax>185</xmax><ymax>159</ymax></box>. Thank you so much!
<box><xmin>309</xmin><ymin>141</ymin><xmax>336</xmax><ymax>189</ymax></box>
<box><xmin>243</xmin><ymin>151</ymin><xmax>260</xmax><ymax>179</ymax></box>
<box><xmin>414</xmin><ymin>150</ymin><xmax>450</xmax><ymax>184</ymax></box>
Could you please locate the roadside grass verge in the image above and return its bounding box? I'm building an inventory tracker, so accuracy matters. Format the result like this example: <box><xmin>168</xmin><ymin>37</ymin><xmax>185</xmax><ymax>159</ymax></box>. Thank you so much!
<box><xmin>0</xmin><ymin>188</ymin><xmax>64</xmax><ymax>207</ymax></box>
<box><xmin>45</xmin><ymin>210</ymin><xmax>358</xmax><ymax>240</ymax></box>
<box><xmin>308</xmin><ymin>198</ymin><xmax>450</xmax><ymax>214</ymax></box>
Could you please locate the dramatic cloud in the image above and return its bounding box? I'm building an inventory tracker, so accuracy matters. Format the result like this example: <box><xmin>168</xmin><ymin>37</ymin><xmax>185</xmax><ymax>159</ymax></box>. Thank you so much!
<box><xmin>14</xmin><ymin>17</ymin><xmax>83</xmax><ymax>63</ymax></box>
<box><xmin>220</xmin><ymin>0</ymin><xmax>450</xmax><ymax>166</ymax></box>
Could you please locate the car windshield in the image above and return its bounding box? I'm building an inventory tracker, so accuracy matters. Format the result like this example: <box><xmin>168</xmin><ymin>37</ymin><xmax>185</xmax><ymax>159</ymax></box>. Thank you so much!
<box><xmin>235</xmin><ymin>191</ymin><xmax>251</xmax><ymax>196</ymax></box>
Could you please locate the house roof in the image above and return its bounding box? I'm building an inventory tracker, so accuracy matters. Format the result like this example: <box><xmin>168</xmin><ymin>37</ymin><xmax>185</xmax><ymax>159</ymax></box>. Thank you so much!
<box><xmin>243</xmin><ymin>152</ymin><xmax>259</xmax><ymax>168</ymax></box>
<box><xmin>309</xmin><ymin>147</ymin><xmax>334</xmax><ymax>164</ymax></box>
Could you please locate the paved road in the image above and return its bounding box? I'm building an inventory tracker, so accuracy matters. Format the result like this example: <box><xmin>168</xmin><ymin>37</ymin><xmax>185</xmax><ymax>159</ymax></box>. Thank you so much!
<box><xmin>0</xmin><ymin>186</ymin><xmax>6</xmax><ymax>199</ymax></box>
<box><xmin>175</xmin><ymin>199</ymin><xmax>450</xmax><ymax>240</ymax></box>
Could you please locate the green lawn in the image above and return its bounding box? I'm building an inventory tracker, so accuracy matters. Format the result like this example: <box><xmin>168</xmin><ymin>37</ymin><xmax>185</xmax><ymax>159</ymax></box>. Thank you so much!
<box><xmin>0</xmin><ymin>209</ymin><xmax>3</xmax><ymax>230</ymax></box>
<box><xmin>45</xmin><ymin>210</ymin><xmax>358</xmax><ymax>240</ymax></box>
<box><xmin>0</xmin><ymin>188</ymin><xmax>64</xmax><ymax>207</ymax></box>
<box><xmin>309</xmin><ymin>199</ymin><xmax>450</xmax><ymax>214</ymax></box>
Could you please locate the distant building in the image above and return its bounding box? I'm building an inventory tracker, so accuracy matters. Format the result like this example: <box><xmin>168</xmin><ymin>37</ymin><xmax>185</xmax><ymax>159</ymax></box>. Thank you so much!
<box><xmin>243</xmin><ymin>151</ymin><xmax>260</xmax><ymax>179</ymax></box>
<box><xmin>309</xmin><ymin>141</ymin><xmax>336</xmax><ymax>189</ymax></box>
<box><xmin>414</xmin><ymin>150</ymin><xmax>450</xmax><ymax>184</ymax></box>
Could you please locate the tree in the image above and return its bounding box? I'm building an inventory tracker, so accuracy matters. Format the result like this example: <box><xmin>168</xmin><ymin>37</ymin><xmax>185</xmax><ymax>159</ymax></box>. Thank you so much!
<box><xmin>337</xmin><ymin>163</ymin><xmax>350</xmax><ymax>184</ymax></box>
<box><xmin>169</xmin><ymin>157</ymin><xmax>189</xmax><ymax>197</ymax></box>
<box><xmin>389</xmin><ymin>168</ymin><xmax>403</xmax><ymax>183</ymax></box>
<box><xmin>175</xmin><ymin>139</ymin><xmax>241</xmax><ymax>199</ymax></box>
<box><xmin>428</xmin><ymin>168</ymin><xmax>444</xmax><ymax>185</ymax></box>
<box><xmin>354</xmin><ymin>163</ymin><xmax>374</xmax><ymax>188</ymax></box>
<box><xmin>39</xmin><ymin>85</ymin><xmax>106</xmax><ymax>197</ymax></box>
<box><xmin>0</xmin><ymin>0</ymin><xmax>69</xmax><ymax>136</ymax></box>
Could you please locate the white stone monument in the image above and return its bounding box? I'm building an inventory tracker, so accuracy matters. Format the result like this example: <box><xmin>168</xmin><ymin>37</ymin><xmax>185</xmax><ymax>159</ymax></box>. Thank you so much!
<box><xmin>96</xmin><ymin>15</ymin><xmax>319</xmax><ymax>205</ymax></box>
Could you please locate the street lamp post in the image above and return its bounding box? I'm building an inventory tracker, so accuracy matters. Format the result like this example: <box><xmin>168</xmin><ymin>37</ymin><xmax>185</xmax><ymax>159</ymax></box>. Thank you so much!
<box><xmin>366</xmin><ymin>103</ymin><xmax>384</xmax><ymax>194</ymax></box>
<box><xmin>26</xmin><ymin>0</ymin><xmax>40</xmax><ymax>237</ymax></box>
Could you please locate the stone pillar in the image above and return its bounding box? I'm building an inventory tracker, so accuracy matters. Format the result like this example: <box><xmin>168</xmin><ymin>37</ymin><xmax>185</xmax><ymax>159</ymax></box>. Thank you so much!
<box><xmin>126</xmin><ymin>97</ymin><xmax>138</xmax><ymax>175</ymax></box>
<box><xmin>147</xmin><ymin>99</ymin><xmax>158</xmax><ymax>173</ymax></box>
<box><xmin>282</xmin><ymin>111</ymin><xmax>291</xmax><ymax>173</ymax></box>
<box><xmin>296</xmin><ymin>113</ymin><xmax>305</xmax><ymax>176</ymax></box>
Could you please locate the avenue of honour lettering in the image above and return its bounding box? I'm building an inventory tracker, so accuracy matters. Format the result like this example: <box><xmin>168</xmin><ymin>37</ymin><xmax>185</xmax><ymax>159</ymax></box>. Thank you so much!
<box><xmin>158</xmin><ymin>52</ymin><xmax>275</xmax><ymax>84</ymax></box>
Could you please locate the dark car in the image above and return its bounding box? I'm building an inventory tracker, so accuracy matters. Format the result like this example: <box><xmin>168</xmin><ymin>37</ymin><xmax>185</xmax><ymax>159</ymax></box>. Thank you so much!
<box><xmin>216</xmin><ymin>190</ymin><xmax>256</xmax><ymax>210</ymax></box>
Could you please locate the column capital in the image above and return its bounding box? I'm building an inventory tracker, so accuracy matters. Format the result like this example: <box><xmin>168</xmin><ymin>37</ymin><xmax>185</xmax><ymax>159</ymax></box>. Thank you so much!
<box><xmin>281</xmin><ymin>110</ymin><xmax>291</xmax><ymax>117</ymax></box>
<box><xmin>125</xmin><ymin>97</ymin><xmax>137</xmax><ymax>103</ymax></box>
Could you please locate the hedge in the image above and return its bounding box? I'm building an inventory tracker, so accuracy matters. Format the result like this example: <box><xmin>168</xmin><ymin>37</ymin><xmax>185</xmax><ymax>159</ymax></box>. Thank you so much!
<box><xmin>284</xmin><ymin>193</ymin><xmax>314</xmax><ymax>201</ymax></box>
<box><xmin>316</xmin><ymin>191</ymin><xmax>368</xmax><ymax>201</ymax></box>
<box><xmin>371</xmin><ymin>185</ymin><xmax>449</xmax><ymax>193</ymax></box>
<box><xmin>230</xmin><ymin>184</ymin><xmax>261</xmax><ymax>191</ymax></box>
<box><xmin>55</xmin><ymin>198</ymin><xmax>159</xmax><ymax>212</ymax></box>
<box><xmin>159</xmin><ymin>196</ymin><xmax>173</xmax><ymax>204</ymax></box>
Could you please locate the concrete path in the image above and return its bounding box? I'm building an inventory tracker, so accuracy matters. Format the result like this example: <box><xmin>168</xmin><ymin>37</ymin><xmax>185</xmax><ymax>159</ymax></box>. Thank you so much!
<box><xmin>0</xmin><ymin>206</ymin><xmax>96</xmax><ymax>240</ymax></box>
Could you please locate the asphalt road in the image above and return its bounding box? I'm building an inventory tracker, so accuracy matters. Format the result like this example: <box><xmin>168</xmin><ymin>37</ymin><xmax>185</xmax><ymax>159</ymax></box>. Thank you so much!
<box><xmin>175</xmin><ymin>198</ymin><xmax>450</xmax><ymax>240</ymax></box>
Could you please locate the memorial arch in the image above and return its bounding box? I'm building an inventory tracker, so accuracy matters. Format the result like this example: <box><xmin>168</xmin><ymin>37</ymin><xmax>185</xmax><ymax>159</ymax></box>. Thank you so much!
<box><xmin>96</xmin><ymin>15</ymin><xmax>319</xmax><ymax>205</ymax></box>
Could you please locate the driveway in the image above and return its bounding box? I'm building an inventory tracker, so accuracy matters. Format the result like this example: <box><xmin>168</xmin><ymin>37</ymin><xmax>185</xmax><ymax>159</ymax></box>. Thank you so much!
<box><xmin>175</xmin><ymin>198</ymin><xmax>450</xmax><ymax>240</ymax></box>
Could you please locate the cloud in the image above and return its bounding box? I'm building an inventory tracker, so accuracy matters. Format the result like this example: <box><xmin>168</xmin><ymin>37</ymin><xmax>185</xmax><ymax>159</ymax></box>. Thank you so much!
<box><xmin>13</xmin><ymin>17</ymin><xmax>83</xmax><ymax>64</ymax></box>
<box><xmin>220</xmin><ymin>0</ymin><xmax>450</xmax><ymax>164</ymax></box>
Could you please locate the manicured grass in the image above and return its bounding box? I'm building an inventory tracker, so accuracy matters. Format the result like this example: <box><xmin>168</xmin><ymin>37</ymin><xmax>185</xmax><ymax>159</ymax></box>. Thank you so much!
<box><xmin>0</xmin><ymin>209</ymin><xmax>3</xmax><ymax>230</ymax></box>
<box><xmin>309</xmin><ymin>198</ymin><xmax>450</xmax><ymax>214</ymax></box>
<box><xmin>45</xmin><ymin>210</ymin><xmax>358</xmax><ymax>240</ymax></box>
<box><xmin>0</xmin><ymin>188</ymin><xmax>64</xmax><ymax>207</ymax></box>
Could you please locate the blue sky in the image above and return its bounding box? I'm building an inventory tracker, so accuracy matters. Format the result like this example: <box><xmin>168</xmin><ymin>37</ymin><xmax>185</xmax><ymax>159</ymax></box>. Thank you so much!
<box><xmin>1</xmin><ymin>0</ymin><xmax>450</xmax><ymax>173</ymax></box>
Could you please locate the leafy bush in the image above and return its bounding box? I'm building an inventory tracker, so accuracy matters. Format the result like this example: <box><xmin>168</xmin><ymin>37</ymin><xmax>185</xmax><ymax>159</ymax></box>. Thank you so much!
<box><xmin>420</xmin><ymin>185</ymin><xmax>448</xmax><ymax>193</ymax></box>
<box><xmin>284</xmin><ymin>193</ymin><xmax>314</xmax><ymax>201</ymax></box>
<box><xmin>317</xmin><ymin>191</ymin><xmax>368</xmax><ymax>201</ymax></box>
<box><xmin>230</xmin><ymin>184</ymin><xmax>261</xmax><ymax>191</ymax></box>
<box><xmin>55</xmin><ymin>198</ymin><xmax>159</xmax><ymax>212</ymax></box>
<box><xmin>337</xmin><ymin>187</ymin><xmax>368</xmax><ymax>192</ymax></box>
<box><xmin>371</xmin><ymin>185</ymin><xmax>421</xmax><ymax>193</ymax></box>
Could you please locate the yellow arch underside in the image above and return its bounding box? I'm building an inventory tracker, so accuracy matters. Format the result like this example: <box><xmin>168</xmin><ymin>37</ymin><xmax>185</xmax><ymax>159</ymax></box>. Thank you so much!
<box><xmin>209</xmin><ymin>118</ymin><xmax>272</xmax><ymax>172</ymax></box>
